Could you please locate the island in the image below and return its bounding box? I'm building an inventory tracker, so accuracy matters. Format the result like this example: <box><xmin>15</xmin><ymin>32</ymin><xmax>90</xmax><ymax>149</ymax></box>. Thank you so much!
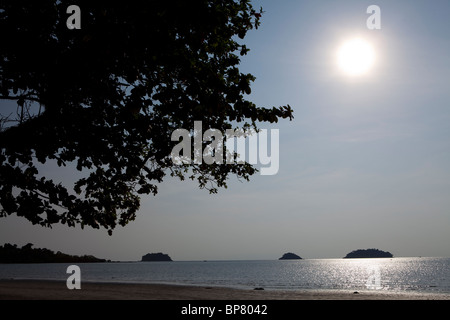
<box><xmin>0</xmin><ymin>243</ymin><xmax>108</xmax><ymax>263</ymax></box>
<box><xmin>141</xmin><ymin>252</ymin><xmax>173</xmax><ymax>262</ymax></box>
<box><xmin>279</xmin><ymin>252</ymin><xmax>302</xmax><ymax>260</ymax></box>
<box><xmin>344</xmin><ymin>249</ymin><xmax>393</xmax><ymax>259</ymax></box>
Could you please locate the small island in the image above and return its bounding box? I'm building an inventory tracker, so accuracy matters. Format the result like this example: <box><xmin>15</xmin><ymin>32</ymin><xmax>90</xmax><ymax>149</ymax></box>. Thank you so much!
<box><xmin>344</xmin><ymin>249</ymin><xmax>393</xmax><ymax>259</ymax></box>
<box><xmin>141</xmin><ymin>252</ymin><xmax>173</xmax><ymax>262</ymax></box>
<box><xmin>279</xmin><ymin>252</ymin><xmax>302</xmax><ymax>260</ymax></box>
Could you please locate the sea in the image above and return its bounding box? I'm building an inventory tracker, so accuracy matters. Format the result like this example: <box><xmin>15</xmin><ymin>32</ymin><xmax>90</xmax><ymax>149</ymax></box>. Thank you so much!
<box><xmin>1</xmin><ymin>257</ymin><xmax>450</xmax><ymax>295</ymax></box>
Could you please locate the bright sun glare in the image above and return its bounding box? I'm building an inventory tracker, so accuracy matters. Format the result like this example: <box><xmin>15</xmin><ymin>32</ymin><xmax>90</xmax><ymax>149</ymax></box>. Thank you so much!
<box><xmin>337</xmin><ymin>38</ymin><xmax>375</xmax><ymax>76</ymax></box>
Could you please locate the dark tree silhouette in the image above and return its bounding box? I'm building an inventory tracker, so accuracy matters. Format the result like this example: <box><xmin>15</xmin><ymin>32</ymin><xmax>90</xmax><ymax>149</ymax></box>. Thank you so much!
<box><xmin>0</xmin><ymin>243</ymin><xmax>107</xmax><ymax>263</ymax></box>
<box><xmin>0</xmin><ymin>1</ymin><xmax>293</xmax><ymax>234</ymax></box>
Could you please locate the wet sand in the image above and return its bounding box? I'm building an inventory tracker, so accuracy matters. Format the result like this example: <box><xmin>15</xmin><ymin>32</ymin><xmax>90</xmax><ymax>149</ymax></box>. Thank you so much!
<box><xmin>0</xmin><ymin>280</ymin><xmax>449</xmax><ymax>300</ymax></box>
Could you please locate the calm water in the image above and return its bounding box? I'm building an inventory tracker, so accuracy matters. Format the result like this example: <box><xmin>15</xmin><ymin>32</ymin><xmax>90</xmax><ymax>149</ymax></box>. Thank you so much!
<box><xmin>1</xmin><ymin>257</ymin><xmax>450</xmax><ymax>294</ymax></box>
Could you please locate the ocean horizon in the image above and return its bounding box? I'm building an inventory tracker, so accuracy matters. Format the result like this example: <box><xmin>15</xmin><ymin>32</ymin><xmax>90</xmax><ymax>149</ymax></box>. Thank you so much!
<box><xmin>1</xmin><ymin>257</ymin><xmax>450</xmax><ymax>295</ymax></box>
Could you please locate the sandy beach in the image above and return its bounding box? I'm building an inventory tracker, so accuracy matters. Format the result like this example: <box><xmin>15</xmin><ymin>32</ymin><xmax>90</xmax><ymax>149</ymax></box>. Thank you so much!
<box><xmin>0</xmin><ymin>279</ymin><xmax>449</xmax><ymax>300</ymax></box>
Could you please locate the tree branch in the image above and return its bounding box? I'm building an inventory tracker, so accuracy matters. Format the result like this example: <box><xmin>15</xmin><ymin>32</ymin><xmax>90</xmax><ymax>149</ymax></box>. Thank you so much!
<box><xmin>0</xmin><ymin>95</ymin><xmax>41</xmax><ymax>104</ymax></box>
<box><xmin>28</xmin><ymin>189</ymin><xmax>69</xmax><ymax>211</ymax></box>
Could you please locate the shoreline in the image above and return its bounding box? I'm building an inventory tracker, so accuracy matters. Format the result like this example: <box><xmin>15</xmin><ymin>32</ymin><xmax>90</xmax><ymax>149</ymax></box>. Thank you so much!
<box><xmin>1</xmin><ymin>279</ymin><xmax>449</xmax><ymax>300</ymax></box>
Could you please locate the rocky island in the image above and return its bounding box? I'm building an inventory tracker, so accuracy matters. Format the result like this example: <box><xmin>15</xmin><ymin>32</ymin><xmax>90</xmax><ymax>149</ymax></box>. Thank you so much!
<box><xmin>344</xmin><ymin>249</ymin><xmax>393</xmax><ymax>259</ymax></box>
<box><xmin>141</xmin><ymin>252</ymin><xmax>173</xmax><ymax>262</ymax></box>
<box><xmin>279</xmin><ymin>252</ymin><xmax>302</xmax><ymax>260</ymax></box>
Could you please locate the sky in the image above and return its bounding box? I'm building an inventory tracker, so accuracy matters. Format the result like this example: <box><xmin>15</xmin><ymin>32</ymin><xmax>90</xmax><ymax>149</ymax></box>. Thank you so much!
<box><xmin>1</xmin><ymin>0</ymin><xmax>450</xmax><ymax>261</ymax></box>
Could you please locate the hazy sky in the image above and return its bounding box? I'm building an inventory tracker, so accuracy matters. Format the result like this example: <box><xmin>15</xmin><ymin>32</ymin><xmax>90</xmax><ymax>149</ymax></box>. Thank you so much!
<box><xmin>1</xmin><ymin>0</ymin><xmax>450</xmax><ymax>261</ymax></box>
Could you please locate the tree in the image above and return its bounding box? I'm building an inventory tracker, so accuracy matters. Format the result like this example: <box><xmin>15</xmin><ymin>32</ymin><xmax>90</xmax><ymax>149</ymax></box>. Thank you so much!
<box><xmin>0</xmin><ymin>0</ymin><xmax>293</xmax><ymax>235</ymax></box>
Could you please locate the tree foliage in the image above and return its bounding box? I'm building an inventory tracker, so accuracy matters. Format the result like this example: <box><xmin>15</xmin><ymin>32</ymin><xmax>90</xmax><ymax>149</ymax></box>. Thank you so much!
<box><xmin>0</xmin><ymin>0</ymin><xmax>293</xmax><ymax>234</ymax></box>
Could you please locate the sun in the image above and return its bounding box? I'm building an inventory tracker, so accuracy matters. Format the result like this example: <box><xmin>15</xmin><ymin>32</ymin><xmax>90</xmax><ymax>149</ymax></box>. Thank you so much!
<box><xmin>337</xmin><ymin>38</ymin><xmax>376</xmax><ymax>76</ymax></box>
